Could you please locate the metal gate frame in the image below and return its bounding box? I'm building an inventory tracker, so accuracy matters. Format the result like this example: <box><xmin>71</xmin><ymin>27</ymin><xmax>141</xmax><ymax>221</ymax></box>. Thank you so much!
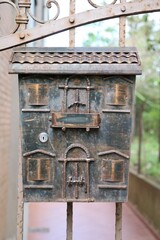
<box><xmin>0</xmin><ymin>1</ymin><xmax>159</xmax><ymax>240</ymax></box>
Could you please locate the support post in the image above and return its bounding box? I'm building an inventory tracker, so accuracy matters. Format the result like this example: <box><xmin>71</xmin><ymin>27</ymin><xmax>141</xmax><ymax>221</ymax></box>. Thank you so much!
<box><xmin>66</xmin><ymin>1</ymin><xmax>75</xmax><ymax>239</ymax></box>
<box><xmin>118</xmin><ymin>2</ymin><xmax>125</xmax><ymax>238</ymax></box>
<box><xmin>115</xmin><ymin>202</ymin><xmax>122</xmax><ymax>240</ymax></box>
<box><xmin>66</xmin><ymin>202</ymin><xmax>73</xmax><ymax>240</ymax></box>
<box><xmin>69</xmin><ymin>0</ymin><xmax>76</xmax><ymax>47</ymax></box>
<box><xmin>16</xmin><ymin>2</ymin><xmax>28</xmax><ymax>238</ymax></box>
<box><xmin>119</xmin><ymin>0</ymin><xmax>126</xmax><ymax>47</ymax></box>
<box><xmin>17</xmin><ymin>140</ymin><xmax>24</xmax><ymax>240</ymax></box>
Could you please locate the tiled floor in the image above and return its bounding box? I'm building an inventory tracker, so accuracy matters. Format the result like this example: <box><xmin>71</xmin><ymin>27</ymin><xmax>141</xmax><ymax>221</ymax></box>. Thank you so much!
<box><xmin>25</xmin><ymin>202</ymin><xmax>159</xmax><ymax>240</ymax></box>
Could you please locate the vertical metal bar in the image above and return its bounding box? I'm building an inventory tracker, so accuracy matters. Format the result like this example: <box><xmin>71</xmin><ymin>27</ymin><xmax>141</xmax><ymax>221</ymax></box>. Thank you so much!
<box><xmin>75</xmin><ymin>89</ymin><xmax>79</xmax><ymax>113</ymax></box>
<box><xmin>86</xmin><ymin>161</ymin><xmax>90</xmax><ymax>198</ymax></box>
<box><xmin>63</xmin><ymin>161</ymin><xmax>67</xmax><ymax>198</ymax></box>
<box><xmin>66</xmin><ymin>202</ymin><xmax>73</xmax><ymax>240</ymax></box>
<box><xmin>17</xmin><ymin>2</ymin><xmax>29</xmax><ymax>238</ymax></box>
<box><xmin>69</xmin><ymin>0</ymin><xmax>76</xmax><ymax>47</ymax></box>
<box><xmin>64</xmin><ymin>88</ymin><xmax>68</xmax><ymax>112</ymax></box>
<box><xmin>115</xmin><ymin>202</ymin><xmax>122</xmax><ymax>240</ymax></box>
<box><xmin>75</xmin><ymin>162</ymin><xmax>79</xmax><ymax>199</ymax></box>
<box><xmin>87</xmin><ymin>87</ymin><xmax>90</xmax><ymax>113</ymax></box>
<box><xmin>37</xmin><ymin>159</ymin><xmax>41</xmax><ymax>180</ymax></box>
<box><xmin>119</xmin><ymin>0</ymin><xmax>126</xmax><ymax>47</ymax></box>
<box><xmin>17</xmin><ymin>139</ymin><xmax>24</xmax><ymax>240</ymax></box>
<box><xmin>116</xmin><ymin>1</ymin><xmax>125</xmax><ymax>238</ymax></box>
<box><xmin>18</xmin><ymin>0</ymin><xmax>30</xmax><ymax>32</ymax></box>
<box><xmin>66</xmin><ymin>1</ymin><xmax>75</xmax><ymax>240</ymax></box>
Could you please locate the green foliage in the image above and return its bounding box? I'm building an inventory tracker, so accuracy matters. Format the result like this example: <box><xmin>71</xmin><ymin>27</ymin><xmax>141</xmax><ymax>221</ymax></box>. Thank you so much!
<box><xmin>83</xmin><ymin>21</ymin><xmax>118</xmax><ymax>47</ymax></box>
<box><xmin>143</xmin><ymin>106</ymin><xmax>160</xmax><ymax>134</ymax></box>
<box><xmin>127</xmin><ymin>14</ymin><xmax>160</xmax><ymax>105</ymax></box>
<box><xmin>131</xmin><ymin>134</ymin><xmax>160</xmax><ymax>182</ymax></box>
<box><xmin>135</xmin><ymin>92</ymin><xmax>160</xmax><ymax>136</ymax></box>
<box><xmin>127</xmin><ymin>14</ymin><xmax>160</xmax><ymax>166</ymax></box>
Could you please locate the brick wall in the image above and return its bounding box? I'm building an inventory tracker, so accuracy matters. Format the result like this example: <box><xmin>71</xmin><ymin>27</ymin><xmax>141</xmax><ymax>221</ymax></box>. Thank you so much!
<box><xmin>0</xmin><ymin>4</ymin><xmax>18</xmax><ymax>240</ymax></box>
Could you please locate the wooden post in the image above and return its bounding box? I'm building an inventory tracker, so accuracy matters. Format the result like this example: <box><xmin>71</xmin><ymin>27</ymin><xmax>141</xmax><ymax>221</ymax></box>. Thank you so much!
<box><xmin>115</xmin><ymin>203</ymin><xmax>122</xmax><ymax>240</ymax></box>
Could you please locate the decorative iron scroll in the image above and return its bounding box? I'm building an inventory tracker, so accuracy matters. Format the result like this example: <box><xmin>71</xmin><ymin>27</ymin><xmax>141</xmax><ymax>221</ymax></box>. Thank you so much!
<box><xmin>0</xmin><ymin>0</ymin><xmax>20</xmax><ymax>34</ymax></box>
<box><xmin>0</xmin><ymin>0</ymin><xmax>60</xmax><ymax>33</ymax></box>
<box><xmin>28</xmin><ymin>0</ymin><xmax>60</xmax><ymax>24</ymax></box>
<box><xmin>88</xmin><ymin>0</ymin><xmax>117</xmax><ymax>8</ymax></box>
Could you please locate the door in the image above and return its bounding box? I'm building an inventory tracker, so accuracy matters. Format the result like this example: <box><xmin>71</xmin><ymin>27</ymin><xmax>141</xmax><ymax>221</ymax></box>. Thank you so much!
<box><xmin>66</xmin><ymin>161</ymin><xmax>88</xmax><ymax>200</ymax></box>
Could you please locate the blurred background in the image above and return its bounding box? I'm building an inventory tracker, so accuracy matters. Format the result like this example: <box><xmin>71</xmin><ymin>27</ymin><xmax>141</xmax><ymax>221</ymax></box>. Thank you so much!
<box><xmin>0</xmin><ymin>0</ymin><xmax>159</xmax><ymax>239</ymax></box>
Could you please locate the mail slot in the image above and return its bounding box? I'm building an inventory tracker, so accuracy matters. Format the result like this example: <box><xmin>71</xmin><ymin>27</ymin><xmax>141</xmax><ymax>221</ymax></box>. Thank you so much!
<box><xmin>9</xmin><ymin>47</ymin><xmax>141</xmax><ymax>202</ymax></box>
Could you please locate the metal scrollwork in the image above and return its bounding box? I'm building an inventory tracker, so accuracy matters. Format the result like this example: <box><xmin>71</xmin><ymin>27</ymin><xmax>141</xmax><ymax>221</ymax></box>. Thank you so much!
<box><xmin>0</xmin><ymin>0</ymin><xmax>20</xmax><ymax>34</ymax></box>
<box><xmin>27</xmin><ymin>0</ymin><xmax>60</xmax><ymax>24</ymax></box>
<box><xmin>88</xmin><ymin>0</ymin><xmax>118</xmax><ymax>8</ymax></box>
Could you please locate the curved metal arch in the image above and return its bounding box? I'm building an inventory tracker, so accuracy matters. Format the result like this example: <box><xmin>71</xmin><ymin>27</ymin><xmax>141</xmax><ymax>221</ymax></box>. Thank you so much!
<box><xmin>64</xmin><ymin>143</ymin><xmax>90</xmax><ymax>158</ymax></box>
<box><xmin>0</xmin><ymin>0</ymin><xmax>160</xmax><ymax>51</ymax></box>
<box><xmin>65</xmin><ymin>75</ymin><xmax>91</xmax><ymax>87</ymax></box>
<box><xmin>88</xmin><ymin>0</ymin><xmax>118</xmax><ymax>8</ymax></box>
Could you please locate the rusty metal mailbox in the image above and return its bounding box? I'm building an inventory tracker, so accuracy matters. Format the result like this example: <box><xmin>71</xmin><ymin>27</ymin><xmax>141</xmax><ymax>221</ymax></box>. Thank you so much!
<box><xmin>10</xmin><ymin>47</ymin><xmax>141</xmax><ymax>202</ymax></box>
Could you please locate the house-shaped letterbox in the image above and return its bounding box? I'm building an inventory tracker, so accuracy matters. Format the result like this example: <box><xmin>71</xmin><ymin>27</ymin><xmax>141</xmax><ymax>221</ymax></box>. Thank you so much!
<box><xmin>9</xmin><ymin>47</ymin><xmax>141</xmax><ymax>202</ymax></box>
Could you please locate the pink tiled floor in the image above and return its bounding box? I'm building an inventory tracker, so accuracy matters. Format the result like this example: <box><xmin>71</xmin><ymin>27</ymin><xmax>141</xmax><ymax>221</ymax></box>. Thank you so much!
<box><xmin>26</xmin><ymin>202</ymin><xmax>159</xmax><ymax>240</ymax></box>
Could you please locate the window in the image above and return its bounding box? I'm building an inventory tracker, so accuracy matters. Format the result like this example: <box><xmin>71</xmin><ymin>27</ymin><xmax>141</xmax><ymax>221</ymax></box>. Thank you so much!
<box><xmin>27</xmin><ymin>158</ymin><xmax>50</xmax><ymax>182</ymax></box>
<box><xmin>106</xmin><ymin>83</ymin><xmax>128</xmax><ymax>106</ymax></box>
<box><xmin>27</xmin><ymin>83</ymin><xmax>49</xmax><ymax>106</ymax></box>
<box><xmin>101</xmin><ymin>160</ymin><xmax>124</xmax><ymax>182</ymax></box>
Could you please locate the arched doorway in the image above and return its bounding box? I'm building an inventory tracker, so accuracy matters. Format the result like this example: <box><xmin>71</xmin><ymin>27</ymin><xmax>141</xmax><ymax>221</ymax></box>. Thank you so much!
<box><xmin>58</xmin><ymin>143</ymin><xmax>94</xmax><ymax>200</ymax></box>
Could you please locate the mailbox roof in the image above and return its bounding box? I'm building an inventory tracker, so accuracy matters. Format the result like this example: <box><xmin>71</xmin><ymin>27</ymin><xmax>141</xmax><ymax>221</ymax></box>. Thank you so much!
<box><xmin>9</xmin><ymin>47</ymin><xmax>142</xmax><ymax>75</ymax></box>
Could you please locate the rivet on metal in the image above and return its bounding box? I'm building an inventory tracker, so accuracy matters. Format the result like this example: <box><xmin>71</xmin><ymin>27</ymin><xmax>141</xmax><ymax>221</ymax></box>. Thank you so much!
<box><xmin>19</xmin><ymin>32</ymin><xmax>25</xmax><ymax>39</ymax></box>
<box><xmin>69</xmin><ymin>16</ymin><xmax>75</xmax><ymax>23</ymax></box>
<box><xmin>121</xmin><ymin>6</ymin><xmax>126</xmax><ymax>12</ymax></box>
